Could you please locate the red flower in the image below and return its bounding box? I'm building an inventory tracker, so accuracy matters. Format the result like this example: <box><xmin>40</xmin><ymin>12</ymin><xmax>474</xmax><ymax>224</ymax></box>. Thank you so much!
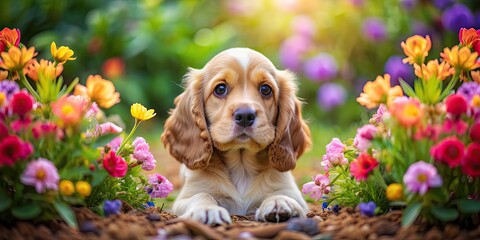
<box><xmin>10</xmin><ymin>91</ymin><xmax>34</xmax><ymax>117</ymax></box>
<box><xmin>459</xmin><ymin>28</ymin><xmax>480</xmax><ymax>48</ymax></box>
<box><xmin>430</xmin><ymin>136</ymin><xmax>464</xmax><ymax>168</ymax></box>
<box><xmin>443</xmin><ymin>118</ymin><xmax>468</xmax><ymax>135</ymax></box>
<box><xmin>102</xmin><ymin>150</ymin><xmax>127</xmax><ymax>178</ymax></box>
<box><xmin>350</xmin><ymin>153</ymin><xmax>379</xmax><ymax>181</ymax></box>
<box><xmin>445</xmin><ymin>94</ymin><xmax>467</xmax><ymax>117</ymax></box>
<box><xmin>31</xmin><ymin>122</ymin><xmax>64</xmax><ymax>140</ymax></box>
<box><xmin>470</xmin><ymin>123</ymin><xmax>480</xmax><ymax>143</ymax></box>
<box><xmin>0</xmin><ymin>135</ymin><xmax>33</xmax><ymax>166</ymax></box>
<box><xmin>462</xmin><ymin>143</ymin><xmax>480</xmax><ymax>177</ymax></box>
<box><xmin>0</xmin><ymin>28</ymin><xmax>21</xmax><ymax>52</ymax></box>
<box><xmin>0</xmin><ymin>122</ymin><xmax>8</xmax><ymax>141</ymax></box>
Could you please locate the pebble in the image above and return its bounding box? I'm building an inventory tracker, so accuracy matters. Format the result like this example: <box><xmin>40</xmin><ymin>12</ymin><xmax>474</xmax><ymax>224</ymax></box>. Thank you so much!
<box><xmin>79</xmin><ymin>221</ymin><xmax>100</xmax><ymax>235</ymax></box>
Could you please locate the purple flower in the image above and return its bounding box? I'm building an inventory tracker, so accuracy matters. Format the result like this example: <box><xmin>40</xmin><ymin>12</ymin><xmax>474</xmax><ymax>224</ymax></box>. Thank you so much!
<box><xmin>349</xmin><ymin>0</ymin><xmax>364</xmax><ymax>7</ymax></box>
<box><xmin>433</xmin><ymin>0</ymin><xmax>454</xmax><ymax>10</ymax></box>
<box><xmin>457</xmin><ymin>82</ymin><xmax>480</xmax><ymax>103</ymax></box>
<box><xmin>291</xmin><ymin>15</ymin><xmax>316</xmax><ymax>38</ymax></box>
<box><xmin>0</xmin><ymin>80</ymin><xmax>20</xmax><ymax>101</ymax></box>
<box><xmin>103</xmin><ymin>199</ymin><xmax>122</xmax><ymax>217</ymax></box>
<box><xmin>321</xmin><ymin>138</ymin><xmax>348</xmax><ymax>170</ymax></box>
<box><xmin>145</xmin><ymin>174</ymin><xmax>173</xmax><ymax>198</ymax></box>
<box><xmin>354</xmin><ymin>124</ymin><xmax>377</xmax><ymax>152</ymax></box>
<box><xmin>384</xmin><ymin>56</ymin><xmax>414</xmax><ymax>85</ymax></box>
<box><xmin>107</xmin><ymin>136</ymin><xmax>123</xmax><ymax>152</ymax></box>
<box><xmin>403</xmin><ymin>161</ymin><xmax>442</xmax><ymax>195</ymax></box>
<box><xmin>358</xmin><ymin>201</ymin><xmax>376</xmax><ymax>217</ymax></box>
<box><xmin>302</xmin><ymin>174</ymin><xmax>331</xmax><ymax>201</ymax></box>
<box><xmin>20</xmin><ymin>158</ymin><xmax>59</xmax><ymax>193</ymax></box>
<box><xmin>132</xmin><ymin>137</ymin><xmax>157</xmax><ymax>171</ymax></box>
<box><xmin>279</xmin><ymin>35</ymin><xmax>311</xmax><ymax>71</ymax></box>
<box><xmin>317</xmin><ymin>83</ymin><xmax>346</xmax><ymax>110</ymax></box>
<box><xmin>362</xmin><ymin>17</ymin><xmax>387</xmax><ymax>42</ymax></box>
<box><xmin>400</xmin><ymin>0</ymin><xmax>417</xmax><ymax>10</ymax></box>
<box><xmin>442</xmin><ymin>4</ymin><xmax>475</xmax><ymax>32</ymax></box>
<box><xmin>304</xmin><ymin>53</ymin><xmax>338</xmax><ymax>82</ymax></box>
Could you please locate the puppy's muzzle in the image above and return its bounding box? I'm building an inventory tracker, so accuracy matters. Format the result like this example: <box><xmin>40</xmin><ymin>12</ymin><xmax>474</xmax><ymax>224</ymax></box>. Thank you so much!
<box><xmin>234</xmin><ymin>107</ymin><xmax>256</xmax><ymax>128</ymax></box>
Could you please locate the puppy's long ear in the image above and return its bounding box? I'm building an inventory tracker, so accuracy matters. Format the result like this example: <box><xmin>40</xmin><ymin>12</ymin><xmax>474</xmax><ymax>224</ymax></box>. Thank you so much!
<box><xmin>268</xmin><ymin>70</ymin><xmax>312</xmax><ymax>172</ymax></box>
<box><xmin>161</xmin><ymin>69</ymin><xmax>212</xmax><ymax>170</ymax></box>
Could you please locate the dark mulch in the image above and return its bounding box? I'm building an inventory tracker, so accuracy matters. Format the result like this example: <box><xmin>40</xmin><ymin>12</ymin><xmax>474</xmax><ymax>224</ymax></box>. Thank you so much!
<box><xmin>1</xmin><ymin>205</ymin><xmax>480</xmax><ymax>240</ymax></box>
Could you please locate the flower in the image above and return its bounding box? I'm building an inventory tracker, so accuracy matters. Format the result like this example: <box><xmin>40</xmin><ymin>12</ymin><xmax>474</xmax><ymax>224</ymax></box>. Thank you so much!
<box><xmin>102</xmin><ymin>150</ymin><xmax>128</xmax><ymax>178</ymax></box>
<box><xmin>386</xmin><ymin>183</ymin><xmax>403</xmax><ymax>201</ymax></box>
<box><xmin>321</xmin><ymin>138</ymin><xmax>348</xmax><ymax>169</ymax></box>
<box><xmin>472</xmin><ymin>71</ymin><xmax>480</xmax><ymax>83</ymax></box>
<box><xmin>131</xmin><ymin>103</ymin><xmax>156</xmax><ymax>121</ymax></box>
<box><xmin>0</xmin><ymin>122</ymin><xmax>8</xmax><ymax>140</ymax></box>
<box><xmin>370</xmin><ymin>104</ymin><xmax>388</xmax><ymax>124</ymax></box>
<box><xmin>304</xmin><ymin>53</ymin><xmax>338</xmax><ymax>82</ymax></box>
<box><xmin>443</xmin><ymin>118</ymin><xmax>468</xmax><ymax>135</ymax></box>
<box><xmin>459</xmin><ymin>28</ymin><xmax>480</xmax><ymax>49</ymax></box>
<box><xmin>362</xmin><ymin>17</ymin><xmax>387</xmax><ymax>42</ymax></box>
<box><xmin>103</xmin><ymin>199</ymin><xmax>122</xmax><ymax>217</ymax></box>
<box><xmin>470</xmin><ymin>123</ymin><xmax>480</xmax><ymax>143</ymax></box>
<box><xmin>384</xmin><ymin>56</ymin><xmax>414</xmax><ymax>85</ymax></box>
<box><xmin>132</xmin><ymin>137</ymin><xmax>156</xmax><ymax>171</ymax></box>
<box><xmin>358</xmin><ymin>201</ymin><xmax>376</xmax><ymax>217</ymax></box>
<box><xmin>403</xmin><ymin>161</ymin><xmax>442</xmax><ymax>195</ymax></box>
<box><xmin>350</xmin><ymin>153</ymin><xmax>379</xmax><ymax>181</ymax></box>
<box><xmin>441</xmin><ymin>4</ymin><xmax>475</xmax><ymax>32</ymax></box>
<box><xmin>445</xmin><ymin>94</ymin><xmax>468</xmax><ymax>117</ymax></box>
<box><xmin>50</xmin><ymin>42</ymin><xmax>76</xmax><ymax>64</ymax></box>
<box><xmin>0</xmin><ymin>80</ymin><xmax>19</xmax><ymax>101</ymax></box>
<box><xmin>102</xmin><ymin>57</ymin><xmax>125</xmax><ymax>79</ymax></box>
<box><xmin>441</xmin><ymin>46</ymin><xmax>480</xmax><ymax>78</ymax></box>
<box><xmin>414</xmin><ymin>124</ymin><xmax>442</xmax><ymax>141</ymax></box>
<box><xmin>292</xmin><ymin>15</ymin><xmax>316</xmax><ymax>38</ymax></box>
<box><xmin>0</xmin><ymin>46</ymin><xmax>37</xmax><ymax>71</ymax></box>
<box><xmin>0</xmin><ymin>28</ymin><xmax>20</xmax><ymax>52</ymax></box>
<box><xmin>317</xmin><ymin>83</ymin><xmax>346</xmax><ymax>110</ymax></box>
<box><xmin>0</xmin><ymin>135</ymin><xmax>33</xmax><ymax>166</ymax></box>
<box><xmin>98</xmin><ymin>122</ymin><xmax>123</xmax><ymax>135</ymax></box>
<box><xmin>430</xmin><ymin>136</ymin><xmax>464</xmax><ymax>168</ymax></box>
<box><xmin>32</xmin><ymin>121</ymin><xmax>63</xmax><ymax>140</ymax></box>
<box><xmin>354</xmin><ymin>124</ymin><xmax>377</xmax><ymax>152</ymax></box>
<box><xmin>10</xmin><ymin>91</ymin><xmax>34</xmax><ymax>117</ymax></box>
<box><xmin>74</xmin><ymin>75</ymin><xmax>120</xmax><ymax>109</ymax></box>
<box><xmin>356</xmin><ymin>74</ymin><xmax>403</xmax><ymax>109</ymax></box>
<box><xmin>59</xmin><ymin>180</ymin><xmax>75</xmax><ymax>196</ymax></box>
<box><xmin>433</xmin><ymin>0</ymin><xmax>454</xmax><ymax>10</ymax></box>
<box><xmin>414</xmin><ymin>59</ymin><xmax>453</xmax><ymax>81</ymax></box>
<box><xmin>279</xmin><ymin>35</ymin><xmax>311</xmax><ymax>71</ymax></box>
<box><xmin>457</xmin><ymin>81</ymin><xmax>480</xmax><ymax>103</ymax></box>
<box><xmin>75</xmin><ymin>181</ymin><xmax>91</xmax><ymax>197</ymax></box>
<box><xmin>0</xmin><ymin>70</ymin><xmax>8</xmax><ymax>80</ymax></box>
<box><xmin>462</xmin><ymin>143</ymin><xmax>480</xmax><ymax>177</ymax></box>
<box><xmin>107</xmin><ymin>137</ymin><xmax>123</xmax><ymax>153</ymax></box>
<box><xmin>389</xmin><ymin>97</ymin><xmax>423</xmax><ymax>127</ymax></box>
<box><xmin>145</xmin><ymin>173</ymin><xmax>173</xmax><ymax>198</ymax></box>
<box><xmin>20</xmin><ymin>158</ymin><xmax>59</xmax><ymax>193</ymax></box>
<box><xmin>302</xmin><ymin>174</ymin><xmax>331</xmax><ymax>201</ymax></box>
<box><xmin>51</xmin><ymin>96</ymin><xmax>84</xmax><ymax>126</ymax></box>
<box><xmin>401</xmin><ymin>35</ymin><xmax>431</xmax><ymax>65</ymax></box>
<box><xmin>26</xmin><ymin>59</ymin><xmax>63</xmax><ymax>81</ymax></box>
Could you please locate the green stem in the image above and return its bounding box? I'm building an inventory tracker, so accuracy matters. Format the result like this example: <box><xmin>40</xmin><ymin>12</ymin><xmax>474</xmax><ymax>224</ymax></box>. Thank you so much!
<box><xmin>18</xmin><ymin>69</ymin><xmax>40</xmax><ymax>100</ymax></box>
<box><xmin>116</xmin><ymin>119</ymin><xmax>141</xmax><ymax>155</ymax></box>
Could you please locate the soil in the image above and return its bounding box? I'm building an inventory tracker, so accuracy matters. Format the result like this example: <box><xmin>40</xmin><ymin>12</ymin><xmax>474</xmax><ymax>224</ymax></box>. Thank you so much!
<box><xmin>2</xmin><ymin>204</ymin><xmax>480</xmax><ymax>240</ymax></box>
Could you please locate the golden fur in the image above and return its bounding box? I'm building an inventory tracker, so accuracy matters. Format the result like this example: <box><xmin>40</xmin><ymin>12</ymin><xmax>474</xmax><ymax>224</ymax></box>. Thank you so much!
<box><xmin>161</xmin><ymin>48</ymin><xmax>311</xmax><ymax>225</ymax></box>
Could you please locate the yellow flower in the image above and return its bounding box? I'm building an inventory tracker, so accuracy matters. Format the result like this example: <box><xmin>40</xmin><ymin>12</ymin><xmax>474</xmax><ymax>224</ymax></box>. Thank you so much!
<box><xmin>472</xmin><ymin>95</ymin><xmax>480</xmax><ymax>108</ymax></box>
<box><xmin>0</xmin><ymin>92</ymin><xmax>5</xmax><ymax>107</ymax></box>
<box><xmin>0</xmin><ymin>70</ymin><xmax>8</xmax><ymax>80</ymax></box>
<box><xmin>75</xmin><ymin>181</ymin><xmax>91</xmax><ymax>197</ymax></box>
<box><xmin>131</xmin><ymin>103</ymin><xmax>156</xmax><ymax>121</ymax></box>
<box><xmin>471</xmin><ymin>70</ymin><xmax>480</xmax><ymax>83</ymax></box>
<box><xmin>26</xmin><ymin>59</ymin><xmax>63</xmax><ymax>81</ymax></box>
<box><xmin>414</xmin><ymin>60</ymin><xmax>453</xmax><ymax>81</ymax></box>
<box><xmin>356</xmin><ymin>74</ymin><xmax>403</xmax><ymax>109</ymax></box>
<box><xmin>0</xmin><ymin>46</ymin><xmax>37</xmax><ymax>71</ymax></box>
<box><xmin>386</xmin><ymin>183</ymin><xmax>403</xmax><ymax>201</ymax></box>
<box><xmin>441</xmin><ymin>46</ymin><xmax>480</xmax><ymax>80</ymax></box>
<box><xmin>50</xmin><ymin>42</ymin><xmax>76</xmax><ymax>64</ymax></box>
<box><xmin>59</xmin><ymin>180</ymin><xmax>75</xmax><ymax>196</ymax></box>
<box><xmin>74</xmin><ymin>75</ymin><xmax>120</xmax><ymax>109</ymax></box>
<box><xmin>401</xmin><ymin>35</ymin><xmax>431</xmax><ymax>65</ymax></box>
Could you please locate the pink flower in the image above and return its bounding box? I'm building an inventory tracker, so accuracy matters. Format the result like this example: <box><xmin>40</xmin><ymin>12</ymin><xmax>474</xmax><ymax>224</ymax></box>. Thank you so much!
<box><xmin>470</xmin><ymin>122</ymin><xmax>480</xmax><ymax>143</ymax></box>
<box><xmin>430</xmin><ymin>136</ymin><xmax>465</xmax><ymax>168</ymax></box>
<box><xmin>321</xmin><ymin>138</ymin><xmax>348</xmax><ymax>170</ymax></box>
<box><xmin>145</xmin><ymin>173</ymin><xmax>173</xmax><ymax>198</ymax></box>
<box><xmin>0</xmin><ymin>135</ymin><xmax>33</xmax><ymax>166</ymax></box>
<box><xmin>10</xmin><ymin>91</ymin><xmax>34</xmax><ymax>117</ymax></box>
<box><xmin>0</xmin><ymin>122</ymin><xmax>8</xmax><ymax>140</ymax></box>
<box><xmin>20</xmin><ymin>158</ymin><xmax>59</xmax><ymax>193</ymax></box>
<box><xmin>462</xmin><ymin>143</ymin><xmax>480</xmax><ymax>177</ymax></box>
<box><xmin>11</xmin><ymin>117</ymin><xmax>32</xmax><ymax>132</ymax></box>
<box><xmin>354</xmin><ymin>124</ymin><xmax>377</xmax><ymax>152</ymax></box>
<box><xmin>302</xmin><ymin>174</ymin><xmax>331</xmax><ymax>201</ymax></box>
<box><xmin>107</xmin><ymin>137</ymin><xmax>123</xmax><ymax>152</ymax></box>
<box><xmin>102</xmin><ymin>150</ymin><xmax>127</xmax><ymax>177</ymax></box>
<box><xmin>403</xmin><ymin>161</ymin><xmax>442</xmax><ymax>195</ymax></box>
<box><xmin>132</xmin><ymin>137</ymin><xmax>156</xmax><ymax>171</ymax></box>
<box><xmin>371</xmin><ymin>104</ymin><xmax>388</xmax><ymax>124</ymax></box>
<box><xmin>414</xmin><ymin>124</ymin><xmax>442</xmax><ymax>141</ymax></box>
<box><xmin>445</xmin><ymin>94</ymin><xmax>468</xmax><ymax>117</ymax></box>
<box><xmin>389</xmin><ymin>97</ymin><xmax>423</xmax><ymax>127</ymax></box>
<box><xmin>31</xmin><ymin>121</ymin><xmax>63</xmax><ymax>140</ymax></box>
<box><xmin>350</xmin><ymin>153</ymin><xmax>379</xmax><ymax>181</ymax></box>
<box><xmin>443</xmin><ymin>118</ymin><xmax>468</xmax><ymax>134</ymax></box>
<box><xmin>98</xmin><ymin>122</ymin><xmax>123</xmax><ymax>135</ymax></box>
<box><xmin>51</xmin><ymin>96</ymin><xmax>84</xmax><ymax>126</ymax></box>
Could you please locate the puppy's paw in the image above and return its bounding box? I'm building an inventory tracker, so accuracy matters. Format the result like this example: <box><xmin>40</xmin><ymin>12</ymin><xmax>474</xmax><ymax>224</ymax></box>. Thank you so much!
<box><xmin>255</xmin><ymin>195</ymin><xmax>306</xmax><ymax>222</ymax></box>
<box><xmin>182</xmin><ymin>205</ymin><xmax>232</xmax><ymax>226</ymax></box>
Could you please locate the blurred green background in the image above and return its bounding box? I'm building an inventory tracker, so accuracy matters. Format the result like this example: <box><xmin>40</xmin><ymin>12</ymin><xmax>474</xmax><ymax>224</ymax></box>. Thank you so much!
<box><xmin>3</xmin><ymin>0</ymin><xmax>480</xmax><ymax>184</ymax></box>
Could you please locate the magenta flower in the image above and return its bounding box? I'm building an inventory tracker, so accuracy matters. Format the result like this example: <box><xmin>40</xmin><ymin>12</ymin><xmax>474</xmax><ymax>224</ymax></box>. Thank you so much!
<box><xmin>403</xmin><ymin>161</ymin><xmax>442</xmax><ymax>195</ymax></box>
<box><xmin>354</xmin><ymin>124</ymin><xmax>377</xmax><ymax>152</ymax></box>
<box><xmin>98</xmin><ymin>122</ymin><xmax>123</xmax><ymax>135</ymax></box>
<box><xmin>0</xmin><ymin>135</ymin><xmax>33</xmax><ymax>166</ymax></box>
<box><xmin>145</xmin><ymin>173</ymin><xmax>173</xmax><ymax>198</ymax></box>
<box><xmin>20</xmin><ymin>158</ymin><xmax>59</xmax><ymax>193</ymax></box>
<box><xmin>132</xmin><ymin>137</ymin><xmax>156</xmax><ymax>171</ymax></box>
<box><xmin>304</xmin><ymin>53</ymin><xmax>338</xmax><ymax>82</ymax></box>
<box><xmin>362</xmin><ymin>17</ymin><xmax>387</xmax><ymax>42</ymax></box>
<box><xmin>321</xmin><ymin>138</ymin><xmax>347</xmax><ymax>170</ymax></box>
<box><xmin>317</xmin><ymin>83</ymin><xmax>347</xmax><ymax>110</ymax></box>
<box><xmin>302</xmin><ymin>174</ymin><xmax>331</xmax><ymax>201</ymax></box>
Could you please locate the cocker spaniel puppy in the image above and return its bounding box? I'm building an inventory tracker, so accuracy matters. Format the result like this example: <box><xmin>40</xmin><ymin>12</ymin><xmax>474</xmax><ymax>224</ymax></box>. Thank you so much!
<box><xmin>161</xmin><ymin>48</ymin><xmax>311</xmax><ymax>226</ymax></box>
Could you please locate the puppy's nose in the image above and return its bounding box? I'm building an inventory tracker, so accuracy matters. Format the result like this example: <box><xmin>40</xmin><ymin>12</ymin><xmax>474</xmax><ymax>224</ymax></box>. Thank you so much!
<box><xmin>234</xmin><ymin>108</ymin><xmax>256</xmax><ymax>127</ymax></box>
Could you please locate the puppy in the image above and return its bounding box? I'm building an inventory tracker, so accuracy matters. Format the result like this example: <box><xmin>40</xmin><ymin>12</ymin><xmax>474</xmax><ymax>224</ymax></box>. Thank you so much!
<box><xmin>161</xmin><ymin>48</ymin><xmax>311</xmax><ymax>225</ymax></box>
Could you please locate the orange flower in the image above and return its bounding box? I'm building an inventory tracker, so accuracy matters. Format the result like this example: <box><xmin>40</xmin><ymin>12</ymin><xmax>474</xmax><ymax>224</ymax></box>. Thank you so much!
<box><xmin>51</xmin><ymin>96</ymin><xmax>84</xmax><ymax>126</ymax></box>
<box><xmin>414</xmin><ymin>60</ymin><xmax>454</xmax><ymax>81</ymax></box>
<box><xmin>0</xmin><ymin>46</ymin><xmax>37</xmax><ymax>71</ymax></box>
<box><xmin>0</xmin><ymin>70</ymin><xmax>8</xmax><ymax>80</ymax></box>
<box><xmin>441</xmin><ymin>46</ymin><xmax>480</xmax><ymax>80</ymax></box>
<box><xmin>74</xmin><ymin>75</ymin><xmax>120</xmax><ymax>109</ymax></box>
<box><xmin>0</xmin><ymin>28</ymin><xmax>21</xmax><ymax>52</ymax></box>
<box><xmin>356</xmin><ymin>74</ymin><xmax>403</xmax><ymax>109</ymax></box>
<box><xmin>390</xmin><ymin>97</ymin><xmax>423</xmax><ymax>127</ymax></box>
<box><xmin>459</xmin><ymin>28</ymin><xmax>480</xmax><ymax>48</ymax></box>
<box><xmin>102</xmin><ymin>57</ymin><xmax>125</xmax><ymax>79</ymax></box>
<box><xmin>472</xmin><ymin>70</ymin><xmax>480</xmax><ymax>83</ymax></box>
<box><xmin>401</xmin><ymin>35</ymin><xmax>431</xmax><ymax>65</ymax></box>
<box><xmin>26</xmin><ymin>59</ymin><xmax>63</xmax><ymax>81</ymax></box>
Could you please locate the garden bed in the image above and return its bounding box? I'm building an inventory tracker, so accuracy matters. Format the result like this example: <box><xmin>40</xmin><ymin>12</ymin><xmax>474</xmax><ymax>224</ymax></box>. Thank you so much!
<box><xmin>2</xmin><ymin>205</ymin><xmax>479</xmax><ymax>240</ymax></box>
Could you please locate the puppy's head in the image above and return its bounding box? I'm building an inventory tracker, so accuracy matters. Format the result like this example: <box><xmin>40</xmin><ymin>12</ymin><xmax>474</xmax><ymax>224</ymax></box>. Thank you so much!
<box><xmin>161</xmin><ymin>48</ymin><xmax>311</xmax><ymax>171</ymax></box>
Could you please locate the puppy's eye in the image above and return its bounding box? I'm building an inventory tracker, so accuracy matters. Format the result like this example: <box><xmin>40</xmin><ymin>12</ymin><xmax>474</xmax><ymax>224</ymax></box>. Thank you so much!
<box><xmin>214</xmin><ymin>83</ymin><xmax>228</xmax><ymax>97</ymax></box>
<box><xmin>259</xmin><ymin>84</ymin><xmax>272</xmax><ymax>96</ymax></box>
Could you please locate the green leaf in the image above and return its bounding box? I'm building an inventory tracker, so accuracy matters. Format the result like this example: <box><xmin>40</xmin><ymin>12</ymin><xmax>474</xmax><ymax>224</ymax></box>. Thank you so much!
<box><xmin>402</xmin><ymin>202</ymin><xmax>422</xmax><ymax>227</ymax></box>
<box><xmin>428</xmin><ymin>187</ymin><xmax>449</xmax><ymax>202</ymax></box>
<box><xmin>53</xmin><ymin>199</ymin><xmax>78</xmax><ymax>229</ymax></box>
<box><xmin>91</xmin><ymin>170</ymin><xmax>109</xmax><ymax>187</ymax></box>
<box><xmin>455</xmin><ymin>199</ymin><xmax>480</xmax><ymax>214</ymax></box>
<box><xmin>0</xmin><ymin>190</ymin><xmax>12</xmax><ymax>212</ymax></box>
<box><xmin>399</xmin><ymin>79</ymin><xmax>417</xmax><ymax>98</ymax></box>
<box><xmin>60</xmin><ymin>167</ymin><xmax>91</xmax><ymax>179</ymax></box>
<box><xmin>431</xmin><ymin>206</ymin><xmax>459</xmax><ymax>222</ymax></box>
<box><xmin>11</xmin><ymin>203</ymin><xmax>42</xmax><ymax>220</ymax></box>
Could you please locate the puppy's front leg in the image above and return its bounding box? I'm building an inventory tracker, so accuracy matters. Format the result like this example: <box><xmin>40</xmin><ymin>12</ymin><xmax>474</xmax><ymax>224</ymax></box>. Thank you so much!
<box><xmin>174</xmin><ymin>192</ymin><xmax>232</xmax><ymax>226</ymax></box>
<box><xmin>255</xmin><ymin>195</ymin><xmax>307</xmax><ymax>222</ymax></box>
